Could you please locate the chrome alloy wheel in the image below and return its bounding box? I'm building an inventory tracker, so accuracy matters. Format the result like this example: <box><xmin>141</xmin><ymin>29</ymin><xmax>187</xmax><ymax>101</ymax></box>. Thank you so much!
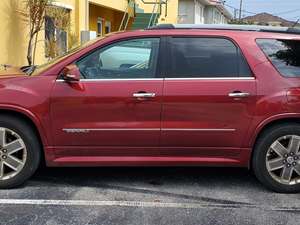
<box><xmin>266</xmin><ymin>135</ymin><xmax>300</xmax><ymax>185</ymax></box>
<box><xmin>0</xmin><ymin>127</ymin><xmax>27</xmax><ymax>181</ymax></box>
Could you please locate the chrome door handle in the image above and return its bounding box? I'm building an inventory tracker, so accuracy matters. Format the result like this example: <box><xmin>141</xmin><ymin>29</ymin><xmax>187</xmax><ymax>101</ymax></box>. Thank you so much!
<box><xmin>228</xmin><ymin>92</ymin><xmax>250</xmax><ymax>98</ymax></box>
<box><xmin>133</xmin><ymin>93</ymin><xmax>156</xmax><ymax>98</ymax></box>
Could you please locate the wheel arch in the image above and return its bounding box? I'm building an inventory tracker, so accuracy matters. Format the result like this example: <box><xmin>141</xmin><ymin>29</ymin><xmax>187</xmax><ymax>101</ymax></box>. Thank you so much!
<box><xmin>249</xmin><ymin>114</ymin><xmax>300</xmax><ymax>168</ymax></box>
<box><xmin>252</xmin><ymin>114</ymin><xmax>300</xmax><ymax>144</ymax></box>
<box><xmin>0</xmin><ymin>106</ymin><xmax>47</xmax><ymax>148</ymax></box>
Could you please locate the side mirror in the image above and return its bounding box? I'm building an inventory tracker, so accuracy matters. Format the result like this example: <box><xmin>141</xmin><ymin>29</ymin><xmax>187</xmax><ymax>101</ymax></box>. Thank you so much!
<box><xmin>61</xmin><ymin>64</ymin><xmax>80</xmax><ymax>82</ymax></box>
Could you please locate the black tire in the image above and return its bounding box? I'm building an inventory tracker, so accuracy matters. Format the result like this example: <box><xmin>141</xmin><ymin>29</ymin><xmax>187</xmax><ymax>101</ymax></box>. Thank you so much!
<box><xmin>0</xmin><ymin>115</ymin><xmax>41</xmax><ymax>188</ymax></box>
<box><xmin>252</xmin><ymin>123</ymin><xmax>300</xmax><ymax>193</ymax></box>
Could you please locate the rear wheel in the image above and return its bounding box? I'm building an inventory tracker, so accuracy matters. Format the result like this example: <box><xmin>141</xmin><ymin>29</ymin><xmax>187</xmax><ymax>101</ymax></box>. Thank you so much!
<box><xmin>253</xmin><ymin>123</ymin><xmax>300</xmax><ymax>193</ymax></box>
<box><xmin>0</xmin><ymin>115</ymin><xmax>41</xmax><ymax>188</ymax></box>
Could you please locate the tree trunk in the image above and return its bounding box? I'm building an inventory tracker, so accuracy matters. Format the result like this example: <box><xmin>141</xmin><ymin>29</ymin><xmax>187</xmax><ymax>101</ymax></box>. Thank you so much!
<box><xmin>27</xmin><ymin>34</ymin><xmax>34</xmax><ymax>66</ymax></box>
<box><xmin>32</xmin><ymin>32</ymin><xmax>39</xmax><ymax>65</ymax></box>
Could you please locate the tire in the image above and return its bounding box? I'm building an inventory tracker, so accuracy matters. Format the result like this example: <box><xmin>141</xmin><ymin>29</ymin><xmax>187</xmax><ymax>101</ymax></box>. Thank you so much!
<box><xmin>252</xmin><ymin>123</ymin><xmax>300</xmax><ymax>193</ymax></box>
<box><xmin>0</xmin><ymin>115</ymin><xmax>41</xmax><ymax>188</ymax></box>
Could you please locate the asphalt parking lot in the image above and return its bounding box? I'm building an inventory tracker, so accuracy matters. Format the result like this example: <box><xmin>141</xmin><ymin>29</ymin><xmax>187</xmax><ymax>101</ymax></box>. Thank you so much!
<box><xmin>0</xmin><ymin>166</ymin><xmax>299</xmax><ymax>225</ymax></box>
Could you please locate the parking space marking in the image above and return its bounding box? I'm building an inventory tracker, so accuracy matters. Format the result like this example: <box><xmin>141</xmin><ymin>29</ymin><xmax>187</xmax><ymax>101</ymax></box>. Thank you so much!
<box><xmin>0</xmin><ymin>199</ymin><xmax>299</xmax><ymax>211</ymax></box>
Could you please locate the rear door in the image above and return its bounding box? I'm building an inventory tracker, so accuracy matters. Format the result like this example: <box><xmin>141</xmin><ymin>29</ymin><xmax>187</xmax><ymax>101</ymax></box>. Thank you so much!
<box><xmin>161</xmin><ymin>36</ymin><xmax>257</xmax><ymax>157</ymax></box>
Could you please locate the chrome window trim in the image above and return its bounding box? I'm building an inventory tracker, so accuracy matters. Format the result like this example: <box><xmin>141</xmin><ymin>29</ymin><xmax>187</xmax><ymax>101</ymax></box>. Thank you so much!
<box><xmin>56</xmin><ymin>78</ymin><xmax>164</xmax><ymax>82</ymax></box>
<box><xmin>56</xmin><ymin>77</ymin><xmax>254</xmax><ymax>82</ymax></box>
<box><xmin>164</xmin><ymin>77</ymin><xmax>255</xmax><ymax>80</ymax></box>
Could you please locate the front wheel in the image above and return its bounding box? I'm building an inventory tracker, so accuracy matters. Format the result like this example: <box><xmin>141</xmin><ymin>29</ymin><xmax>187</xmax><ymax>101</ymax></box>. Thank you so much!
<box><xmin>252</xmin><ymin>123</ymin><xmax>300</xmax><ymax>193</ymax></box>
<box><xmin>0</xmin><ymin>116</ymin><xmax>41</xmax><ymax>188</ymax></box>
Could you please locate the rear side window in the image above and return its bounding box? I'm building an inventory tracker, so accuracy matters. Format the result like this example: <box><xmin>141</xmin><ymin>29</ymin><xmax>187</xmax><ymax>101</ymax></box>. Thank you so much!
<box><xmin>168</xmin><ymin>37</ymin><xmax>252</xmax><ymax>78</ymax></box>
<box><xmin>257</xmin><ymin>39</ymin><xmax>300</xmax><ymax>77</ymax></box>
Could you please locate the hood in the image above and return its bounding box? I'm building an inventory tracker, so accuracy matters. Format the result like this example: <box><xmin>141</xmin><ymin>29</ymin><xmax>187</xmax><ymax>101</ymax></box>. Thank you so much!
<box><xmin>0</xmin><ymin>66</ymin><xmax>26</xmax><ymax>78</ymax></box>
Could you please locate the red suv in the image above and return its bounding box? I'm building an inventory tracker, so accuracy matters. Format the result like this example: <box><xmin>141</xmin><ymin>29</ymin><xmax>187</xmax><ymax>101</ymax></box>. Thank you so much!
<box><xmin>0</xmin><ymin>24</ymin><xmax>300</xmax><ymax>192</ymax></box>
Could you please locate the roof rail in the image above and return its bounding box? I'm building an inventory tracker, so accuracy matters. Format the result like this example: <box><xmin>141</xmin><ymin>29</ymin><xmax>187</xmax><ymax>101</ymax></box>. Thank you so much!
<box><xmin>147</xmin><ymin>24</ymin><xmax>300</xmax><ymax>34</ymax></box>
<box><xmin>147</xmin><ymin>23</ymin><xmax>175</xmax><ymax>29</ymax></box>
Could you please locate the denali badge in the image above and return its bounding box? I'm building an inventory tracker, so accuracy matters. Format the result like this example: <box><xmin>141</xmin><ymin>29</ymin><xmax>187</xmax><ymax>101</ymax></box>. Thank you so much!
<box><xmin>63</xmin><ymin>129</ymin><xmax>90</xmax><ymax>133</ymax></box>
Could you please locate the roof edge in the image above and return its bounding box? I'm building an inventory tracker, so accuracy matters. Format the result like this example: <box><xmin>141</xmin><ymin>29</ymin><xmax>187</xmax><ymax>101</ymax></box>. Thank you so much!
<box><xmin>147</xmin><ymin>24</ymin><xmax>300</xmax><ymax>34</ymax></box>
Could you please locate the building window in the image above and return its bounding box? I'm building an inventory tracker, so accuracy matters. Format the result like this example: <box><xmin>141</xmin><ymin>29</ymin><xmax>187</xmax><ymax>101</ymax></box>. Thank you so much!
<box><xmin>45</xmin><ymin>16</ymin><xmax>68</xmax><ymax>58</ymax></box>
<box><xmin>97</xmin><ymin>17</ymin><xmax>103</xmax><ymax>37</ymax></box>
<box><xmin>45</xmin><ymin>16</ymin><xmax>55</xmax><ymax>45</ymax></box>
<box><xmin>194</xmin><ymin>1</ymin><xmax>204</xmax><ymax>24</ymax></box>
<box><xmin>105</xmin><ymin>21</ymin><xmax>111</xmax><ymax>34</ymax></box>
<box><xmin>45</xmin><ymin>7</ymin><xmax>70</xmax><ymax>58</ymax></box>
<box><xmin>200</xmin><ymin>6</ymin><xmax>204</xmax><ymax>23</ymax></box>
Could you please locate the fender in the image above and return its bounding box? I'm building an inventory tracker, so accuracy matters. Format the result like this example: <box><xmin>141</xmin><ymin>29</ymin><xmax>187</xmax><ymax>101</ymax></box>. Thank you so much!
<box><xmin>0</xmin><ymin>104</ymin><xmax>48</xmax><ymax>146</ymax></box>
<box><xmin>250</xmin><ymin>113</ymin><xmax>300</xmax><ymax>147</ymax></box>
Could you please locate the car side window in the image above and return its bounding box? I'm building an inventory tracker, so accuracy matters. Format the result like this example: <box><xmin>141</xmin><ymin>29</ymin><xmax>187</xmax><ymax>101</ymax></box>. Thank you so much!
<box><xmin>256</xmin><ymin>39</ymin><xmax>300</xmax><ymax>77</ymax></box>
<box><xmin>76</xmin><ymin>38</ymin><xmax>160</xmax><ymax>79</ymax></box>
<box><xmin>168</xmin><ymin>37</ymin><xmax>252</xmax><ymax>78</ymax></box>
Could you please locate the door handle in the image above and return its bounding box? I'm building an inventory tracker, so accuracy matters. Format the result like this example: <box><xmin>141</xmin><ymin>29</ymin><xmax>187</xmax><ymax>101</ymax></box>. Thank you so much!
<box><xmin>228</xmin><ymin>92</ymin><xmax>250</xmax><ymax>98</ymax></box>
<box><xmin>133</xmin><ymin>92</ymin><xmax>156</xmax><ymax>98</ymax></box>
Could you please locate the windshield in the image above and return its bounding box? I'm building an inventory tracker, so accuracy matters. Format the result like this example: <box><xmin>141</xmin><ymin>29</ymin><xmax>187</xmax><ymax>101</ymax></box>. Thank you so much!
<box><xmin>30</xmin><ymin>37</ymin><xmax>102</xmax><ymax>76</ymax></box>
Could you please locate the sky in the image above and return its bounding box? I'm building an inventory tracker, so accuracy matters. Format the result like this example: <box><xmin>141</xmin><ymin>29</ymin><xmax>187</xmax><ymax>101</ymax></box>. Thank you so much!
<box><xmin>224</xmin><ymin>0</ymin><xmax>300</xmax><ymax>22</ymax></box>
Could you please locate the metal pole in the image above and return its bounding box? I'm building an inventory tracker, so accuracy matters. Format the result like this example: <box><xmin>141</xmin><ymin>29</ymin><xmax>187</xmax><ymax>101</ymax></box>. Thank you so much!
<box><xmin>234</xmin><ymin>9</ymin><xmax>237</xmax><ymax>20</ymax></box>
<box><xmin>119</xmin><ymin>3</ymin><xmax>129</xmax><ymax>31</ymax></box>
<box><xmin>148</xmin><ymin>1</ymin><xmax>157</xmax><ymax>28</ymax></box>
<box><xmin>239</xmin><ymin>0</ymin><xmax>243</xmax><ymax>21</ymax></box>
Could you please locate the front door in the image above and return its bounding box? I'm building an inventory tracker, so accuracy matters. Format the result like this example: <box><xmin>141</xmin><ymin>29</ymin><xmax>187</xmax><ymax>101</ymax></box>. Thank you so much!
<box><xmin>161</xmin><ymin>37</ymin><xmax>257</xmax><ymax>157</ymax></box>
<box><xmin>51</xmin><ymin>38</ymin><xmax>163</xmax><ymax>152</ymax></box>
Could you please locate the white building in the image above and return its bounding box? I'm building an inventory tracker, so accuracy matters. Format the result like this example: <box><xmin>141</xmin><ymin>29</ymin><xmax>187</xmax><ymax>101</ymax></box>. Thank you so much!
<box><xmin>178</xmin><ymin>0</ymin><xmax>232</xmax><ymax>24</ymax></box>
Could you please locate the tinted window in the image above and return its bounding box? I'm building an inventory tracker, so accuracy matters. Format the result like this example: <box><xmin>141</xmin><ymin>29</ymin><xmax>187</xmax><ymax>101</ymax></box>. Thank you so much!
<box><xmin>168</xmin><ymin>37</ymin><xmax>252</xmax><ymax>78</ymax></box>
<box><xmin>257</xmin><ymin>39</ymin><xmax>300</xmax><ymax>77</ymax></box>
<box><xmin>76</xmin><ymin>38</ymin><xmax>160</xmax><ymax>79</ymax></box>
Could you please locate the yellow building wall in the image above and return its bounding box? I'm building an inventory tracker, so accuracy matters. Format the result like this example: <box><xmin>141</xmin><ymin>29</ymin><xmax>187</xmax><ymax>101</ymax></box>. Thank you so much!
<box><xmin>0</xmin><ymin>0</ymin><xmax>178</xmax><ymax>67</ymax></box>
<box><xmin>77</xmin><ymin>0</ymin><xmax>130</xmax><ymax>33</ymax></box>
<box><xmin>0</xmin><ymin>0</ymin><xmax>45</xmax><ymax>66</ymax></box>
<box><xmin>89</xmin><ymin>3</ymin><xmax>125</xmax><ymax>34</ymax></box>
<box><xmin>90</xmin><ymin>0</ymin><xmax>129</xmax><ymax>12</ymax></box>
<box><xmin>163</xmin><ymin>0</ymin><xmax>179</xmax><ymax>24</ymax></box>
<box><xmin>76</xmin><ymin>0</ymin><xmax>89</xmax><ymax>32</ymax></box>
<box><xmin>0</xmin><ymin>0</ymin><xmax>78</xmax><ymax>67</ymax></box>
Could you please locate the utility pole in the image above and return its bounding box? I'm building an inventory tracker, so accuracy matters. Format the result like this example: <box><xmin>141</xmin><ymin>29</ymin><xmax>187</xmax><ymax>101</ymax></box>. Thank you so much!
<box><xmin>234</xmin><ymin>9</ymin><xmax>238</xmax><ymax>20</ymax></box>
<box><xmin>239</xmin><ymin>0</ymin><xmax>243</xmax><ymax>22</ymax></box>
